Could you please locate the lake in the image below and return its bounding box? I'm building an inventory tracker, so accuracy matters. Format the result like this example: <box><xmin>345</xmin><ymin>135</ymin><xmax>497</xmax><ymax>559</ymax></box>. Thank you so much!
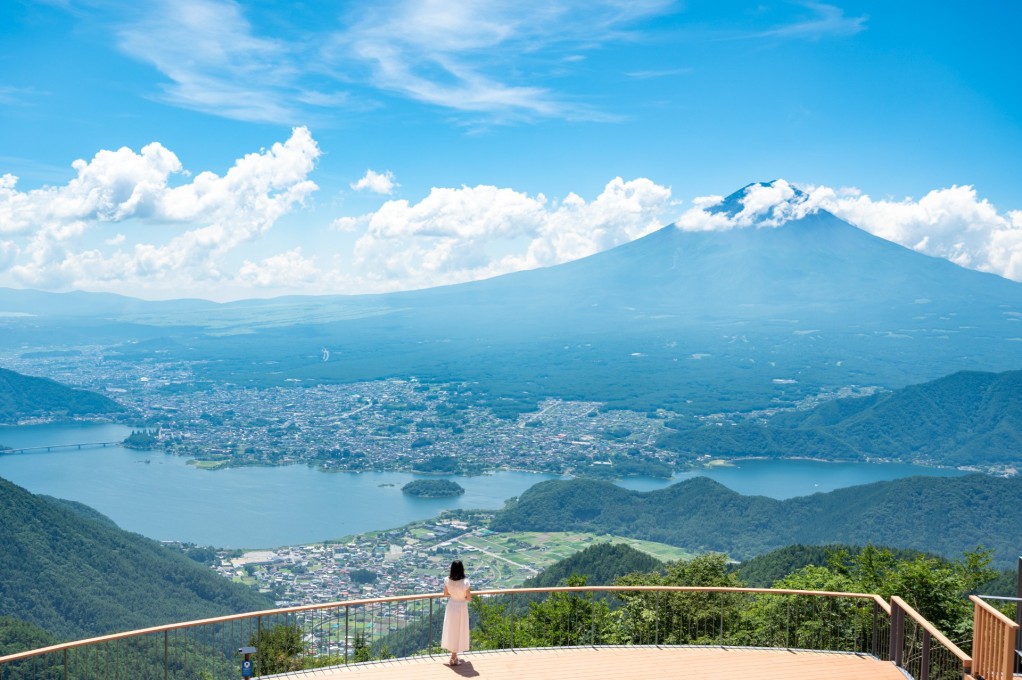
<box><xmin>0</xmin><ymin>423</ymin><xmax>968</xmax><ymax>548</ymax></box>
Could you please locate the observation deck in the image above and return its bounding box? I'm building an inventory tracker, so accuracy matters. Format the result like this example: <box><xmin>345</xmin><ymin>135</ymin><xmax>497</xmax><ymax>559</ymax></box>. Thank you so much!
<box><xmin>287</xmin><ymin>646</ymin><xmax>907</xmax><ymax>679</ymax></box>
<box><xmin>0</xmin><ymin>586</ymin><xmax>1017</xmax><ymax>680</ymax></box>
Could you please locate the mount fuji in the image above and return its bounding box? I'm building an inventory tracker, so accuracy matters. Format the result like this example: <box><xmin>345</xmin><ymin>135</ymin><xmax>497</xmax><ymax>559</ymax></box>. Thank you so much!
<box><xmin>1</xmin><ymin>182</ymin><xmax>1020</xmax><ymax>416</ymax></box>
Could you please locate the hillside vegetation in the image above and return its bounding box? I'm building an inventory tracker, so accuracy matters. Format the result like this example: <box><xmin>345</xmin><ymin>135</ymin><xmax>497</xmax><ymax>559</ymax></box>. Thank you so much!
<box><xmin>0</xmin><ymin>477</ymin><xmax>272</xmax><ymax>646</ymax></box>
<box><xmin>0</xmin><ymin>617</ymin><xmax>57</xmax><ymax>657</ymax></box>
<box><xmin>733</xmin><ymin>544</ymin><xmax>932</xmax><ymax>587</ymax></box>
<box><xmin>522</xmin><ymin>543</ymin><xmax>665</xmax><ymax>588</ymax></box>
<box><xmin>467</xmin><ymin>547</ymin><xmax>997</xmax><ymax>660</ymax></box>
<box><xmin>490</xmin><ymin>474</ymin><xmax>1022</xmax><ymax>567</ymax></box>
<box><xmin>0</xmin><ymin>367</ymin><xmax>125</xmax><ymax>425</ymax></box>
<box><xmin>660</xmin><ymin>370</ymin><xmax>1022</xmax><ymax>468</ymax></box>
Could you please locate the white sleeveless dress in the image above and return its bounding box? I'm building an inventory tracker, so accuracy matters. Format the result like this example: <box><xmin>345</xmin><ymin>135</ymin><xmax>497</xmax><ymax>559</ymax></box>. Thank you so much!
<box><xmin>441</xmin><ymin>577</ymin><xmax>470</xmax><ymax>653</ymax></box>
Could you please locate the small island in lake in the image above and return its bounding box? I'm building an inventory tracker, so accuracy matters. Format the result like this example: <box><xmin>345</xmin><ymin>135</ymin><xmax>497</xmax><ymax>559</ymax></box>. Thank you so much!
<box><xmin>122</xmin><ymin>428</ymin><xmax>160</xmax><ymax>450</ymax></box>
<box><xmin>401</xmin><ymin>479</ymin><xmax>465</xmax><ymax>498</ymax></box>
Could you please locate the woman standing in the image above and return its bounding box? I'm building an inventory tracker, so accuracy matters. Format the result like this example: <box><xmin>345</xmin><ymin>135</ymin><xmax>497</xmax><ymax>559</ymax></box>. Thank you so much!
<box><xmin>441</xmin><ymin>559</ymin><xmax>471</xmax><ymax>666</ymax></box>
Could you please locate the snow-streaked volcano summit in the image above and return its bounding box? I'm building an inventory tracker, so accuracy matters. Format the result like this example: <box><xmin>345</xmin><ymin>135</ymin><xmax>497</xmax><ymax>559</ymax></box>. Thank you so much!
<box><xmin>693</xmin><ymin>179</ymin><xmax>815</xmax><ymax>226</ymax></box>
<box><xmin>674</xmin><ymin>180</ymin><xmax>1022</xmax><ymax>286</ymax></box>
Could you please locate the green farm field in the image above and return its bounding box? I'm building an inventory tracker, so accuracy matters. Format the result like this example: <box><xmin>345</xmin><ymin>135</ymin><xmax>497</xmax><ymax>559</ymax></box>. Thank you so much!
<box><xmin>454</xmin><ymin>531</ymin><xmax>696</xmax><ymax>586</ymax></box>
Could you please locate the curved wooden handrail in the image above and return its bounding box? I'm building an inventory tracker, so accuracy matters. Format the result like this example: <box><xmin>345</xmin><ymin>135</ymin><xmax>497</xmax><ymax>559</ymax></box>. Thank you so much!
<box><xmin>891</xmin><ymin>596</ymin><xmax>971</xmax><ymax>663</ymax></box>
<box><xmin>0</xmin><ymin>586</ymin><xmax>891</xmax><ymax>665</ymax></box>
<box><xmin>474</xmin><ymin>585</ymin><xmax>891</xmax><ymax>613</ymax></box>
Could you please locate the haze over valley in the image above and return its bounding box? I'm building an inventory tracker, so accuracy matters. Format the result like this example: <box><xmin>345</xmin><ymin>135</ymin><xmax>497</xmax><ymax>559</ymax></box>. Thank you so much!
<box><xmin>4</xmin><ymin>190</ymin><xmax>1022</xmax><ymax>478</ymax></box>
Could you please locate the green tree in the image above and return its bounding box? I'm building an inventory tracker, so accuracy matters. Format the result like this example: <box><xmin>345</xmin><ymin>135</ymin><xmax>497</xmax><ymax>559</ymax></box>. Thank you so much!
<box><xmin>0</xmin><ymin>616</ymin><xmax>58</xmax><ymax>656</ymax></box>
<box><xmin>844</xmin><ymin>545</ymin><xmax>997</xmax><ymax>645</ymax></box>
<box><xmin>249</xmin><ymin>623</ymin><xmax>304</xmax><ymax>675</ymax></box>
<box><xmin>613</xmin><ymin>553</ymin><xmax>744</xmax><ymax>645</ymax></box>
<box><xmin>751</xmin><ymin>546</ymin><xmax>998</xmax><ymax>652</ymax></box>
<box><xmin>349</xmin><ymin>634</ymin><xmax>391</xmax><ymax>663</ymax></box>
<box><xmin>748</xmin><ymin>564</ymin><xmax>868</xmax><ymax>651</ymax></box>
<box><xmin>473</xmin><ymin>575</ymin><xmax>612</xmax><ymax>649</ymax></box>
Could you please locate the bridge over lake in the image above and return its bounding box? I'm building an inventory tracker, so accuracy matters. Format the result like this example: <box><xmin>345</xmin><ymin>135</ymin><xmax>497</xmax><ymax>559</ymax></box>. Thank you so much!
<box><xmin>1</xmin><ymin>441</ymin><xmax>122</xmax><ymax>454</ymax></box>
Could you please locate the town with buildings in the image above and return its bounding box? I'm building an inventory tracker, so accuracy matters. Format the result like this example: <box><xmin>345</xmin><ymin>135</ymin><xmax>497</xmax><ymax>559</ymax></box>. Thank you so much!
<box><xmin>1</xmin><ymin>346</ymin><xmax>678</xmax><ymax>476</ymax></box>
<box><xmin>193</xmin><ymin>512</ymin><xmax>691</xmax><ymax>610</ymax></box>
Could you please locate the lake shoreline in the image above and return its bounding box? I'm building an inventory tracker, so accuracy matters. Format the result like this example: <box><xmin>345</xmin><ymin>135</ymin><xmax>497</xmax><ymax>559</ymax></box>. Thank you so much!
<box><xmin>0</xmin><ymin>422</ymin><xmax>975</xmax><ymax>548</ymax></box>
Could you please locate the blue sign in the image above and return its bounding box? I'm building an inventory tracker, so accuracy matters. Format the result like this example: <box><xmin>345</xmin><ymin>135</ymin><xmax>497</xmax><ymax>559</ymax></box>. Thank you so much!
<box><xmin>241</xmin><ymin>659</ymin><xmax>253</xmax><ymax>678</ymax></box>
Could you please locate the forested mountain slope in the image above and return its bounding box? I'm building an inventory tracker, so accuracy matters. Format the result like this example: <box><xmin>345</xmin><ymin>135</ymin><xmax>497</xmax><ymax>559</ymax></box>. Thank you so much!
<box><xmin>0</xmin><ymin>367</ymin><xmax>125</xmax><ymax>424</ymax></box>
<box><xmin>0</xmin><ymin>477</ymin><xmax>272</xmax><ymax>646</ymax></box>
<box><xmin>490</xmin><ymin>475</ymin><xmax>1022</xmax><ymax>567</ymax></box>
<box><xmin>659</xmin><ymin>370</ymin><xmax>1022</xmax><ymax>468</ymax></box>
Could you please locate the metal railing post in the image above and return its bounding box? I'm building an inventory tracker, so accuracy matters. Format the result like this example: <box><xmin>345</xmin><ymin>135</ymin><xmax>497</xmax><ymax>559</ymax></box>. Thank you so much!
<box><xmin>164</xmin><ymin>629</ymin><xmax>168</xmax><ymax>680</ymax></box>
<box><xmin>510</xmin><ymin>592</ymin><xmax>515</xmax><ymax>652</ymax></box>
<box><xmin>344</xmin><ymin>606</ymin><xmax>349</xmax><ymax>665</ymax></box>
<box><xmin>889</xmin><ymin>599</ymin><xmax>903</xmax><ymax>667</ymax></box>
<box><xmin>719</xmin><ymin>592</ymin><xmax>724</xmax><ymax>646</ymax></box>
<box><xmin>871</xmin><ymin>600</ymin><xmax>879</xmax><ymax>658</ymax></box>
<box><xmin>256</xmin><ymin>616</ymin><xmax>262</xmax><ymax>676</ymax></box>
<box><xmin>655</xmin><ymin>590</ymin><xmax>660</xmax><ymax>645</ymax></box>
<box><xmin>920</xmin><ymin>629</ymin><xmax>931</xmax><ymax>680</ymax></box>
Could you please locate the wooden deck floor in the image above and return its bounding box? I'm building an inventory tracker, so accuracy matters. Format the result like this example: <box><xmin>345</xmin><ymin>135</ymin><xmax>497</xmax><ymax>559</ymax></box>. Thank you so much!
<box><xmin>274</xmin><ymin>646</ymin><xmax>910</xmax><ymax>679</ymax></box>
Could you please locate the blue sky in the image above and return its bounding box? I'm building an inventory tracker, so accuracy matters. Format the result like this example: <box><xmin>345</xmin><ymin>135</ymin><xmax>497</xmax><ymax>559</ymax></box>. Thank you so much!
<box><xmin>1</xmin><ymin>0</ymin><xmax>1020</xmax><ymax>300</ymax></box>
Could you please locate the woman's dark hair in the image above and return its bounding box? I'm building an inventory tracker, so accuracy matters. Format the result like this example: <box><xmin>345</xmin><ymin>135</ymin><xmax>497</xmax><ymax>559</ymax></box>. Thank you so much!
<box><xmin>449</xmin><ymin>560</ymin><xmax>465</xmax><ymax>581</ymax></box>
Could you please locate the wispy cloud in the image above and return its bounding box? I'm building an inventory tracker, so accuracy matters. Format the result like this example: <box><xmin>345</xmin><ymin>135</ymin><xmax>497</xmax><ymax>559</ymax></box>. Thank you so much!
<box><xmin>328</xmin><ymin>0</ymin><xmax>674</xmax><ymax>122</ymax></box>
<box><xmin>0</xmin><ymin>85</ymin><xmax>46</xmax><ymax>106</ymax></box>
<box><xmin>744</xmin><ymin>2</ymin><xmax>867</xmax><ymax>41</ymax></box>
<box><xmin>625</xmin><ymin>67</ymin><xmax>694</xmax><ymax>79</ymax></box>
<box><xmin>114</xmin><ymin>0</ymin><xmax>338</xmax><ymax>124</ymax></box>
<box><xmin>65</xmin><ymin>0</ymin><xmax>673</xmax><ymax>125</ymax></box>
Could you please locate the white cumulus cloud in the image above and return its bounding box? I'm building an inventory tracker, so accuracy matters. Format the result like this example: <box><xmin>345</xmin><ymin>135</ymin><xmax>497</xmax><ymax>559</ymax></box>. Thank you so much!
<box><xmin>675</xmin><ymin>180</ymin><xmax>1022</xmax><ymax>282</ymax></box>
<box><xmin>815</xmin><ymin>184</ymin><xmax>1022</xmax><ymax>282</ymax></box>
<box><xmin>0</xmin><ymin>127</ymin><xmax>320</xmax><ymax>295</ymax></box>
<box><xmin>350</xmin><ymin>169</ymin><xmax>397</xmax><ymax>195</ymax></box>
<box><xmin>347</xmin><ymin>176</ymin><xmax>674</xmax><ymax>290</ymax></box>
<box><xmin>238</xmin><ymin>248</ymin><xmax>322</xmax><ymax>288</ymax></box>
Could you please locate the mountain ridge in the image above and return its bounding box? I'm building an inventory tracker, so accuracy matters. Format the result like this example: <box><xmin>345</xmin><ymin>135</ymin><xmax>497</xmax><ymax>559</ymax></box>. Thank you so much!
<box><xmin>489</xmin><ymin>473</ymin><xmax>1022</xmax><ymax>568</ymax></box>
<box><xmin>658</xmin><ymin>368</ymin><xmax>1022</xmax><ymax>468</ymax></box>
<box><xmin>0</xmin><ymin>367</ymin><xmax>126</xmax><ymax>425</ymax></box>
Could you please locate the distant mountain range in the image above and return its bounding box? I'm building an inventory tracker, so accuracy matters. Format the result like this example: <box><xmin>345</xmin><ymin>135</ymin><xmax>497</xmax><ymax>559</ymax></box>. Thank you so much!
<box><xmin>1</xmin><ymin>183</ymin><xmax>1020</xmax><ymax>417</ymax></box>
<box><xmin>0</xmin><ymin>476</ymin><xmax>272</xmax><ymax>645</ymax></box>
<box><xmin>0</xmin><ymin>367</ymin><xmax>125</xmax><ymax>425</ymax></box>
<box><xmin>659</xmin><ymin>369</ymin><xmax>1022</xmax><ymax>468</ymax></box>
<box><xmin>489</xmin><ymin>474</ymin><xmax>1022</xmax><ymax>568</ymax></box>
